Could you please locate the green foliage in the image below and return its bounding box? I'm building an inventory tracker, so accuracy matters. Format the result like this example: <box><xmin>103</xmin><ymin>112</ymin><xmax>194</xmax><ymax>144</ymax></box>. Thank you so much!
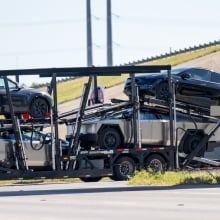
<box><xmin>129</xmin><ymin>170</ymin><xmax>220</xmax><ymax>186</ymax></box>
<box><xmin>31</xmin><ymin>82</ymin><xmax>40</xmax><ymax>88</ymax></box>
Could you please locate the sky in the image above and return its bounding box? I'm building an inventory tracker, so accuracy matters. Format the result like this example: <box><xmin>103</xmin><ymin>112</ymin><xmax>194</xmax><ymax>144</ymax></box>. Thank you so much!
<box><xmin>0</xmin><ymin>0</ymin><xmax>219</xmax><ymax>86</ymax></box>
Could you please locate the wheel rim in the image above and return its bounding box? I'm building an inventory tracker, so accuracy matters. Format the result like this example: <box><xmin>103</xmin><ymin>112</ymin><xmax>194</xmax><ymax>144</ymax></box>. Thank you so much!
<box><xmin>119</xmin><ymin>161</ymin><xmax>133</xmax><ymax>176</ymax></box>
<box><xmin>157</xmin><ymin>84</ymin><xmax>168</xmax><ymax>100</ymax></box>
<box><xmin>189</xmin><ymin>140</ymin><xmax>199</xmax><ymax>152</ymax></box>
<box><xmin>148</xmin><ymin>159</ymin><xmax>163</xmax><ymax>173</ymax></box>
<box><xmin>104</xmin><ymin>133</ymin><xmax>117</xmax><ymax>148</ymax></box>
<box><xmin>30</xmin><ymin>98</ymin><xmax>48</xmax><ymax>118</ymax></box>
<box><xmin>183</xmin><ymin>135</ymin><xmax>201</xmax><ymax>154</ymax></box>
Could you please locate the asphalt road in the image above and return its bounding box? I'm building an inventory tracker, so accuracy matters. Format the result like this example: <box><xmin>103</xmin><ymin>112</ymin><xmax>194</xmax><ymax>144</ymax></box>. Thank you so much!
<box><xmin>0</xmin><ymin>181</ymin><xmax>220</xmax><ymax>220</ymax></box>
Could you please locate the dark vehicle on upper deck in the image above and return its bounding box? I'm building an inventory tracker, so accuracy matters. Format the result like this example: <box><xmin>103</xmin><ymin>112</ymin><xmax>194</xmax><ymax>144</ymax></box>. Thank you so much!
<box><xmin>0</xmin><ymin>76</ymin><xmax>52</xmax><ymax>119</ymax></box>
<box><xmin>124</xmin><ymin>67</ymin><xmax>220</xmax><ymax>108</ymax></box>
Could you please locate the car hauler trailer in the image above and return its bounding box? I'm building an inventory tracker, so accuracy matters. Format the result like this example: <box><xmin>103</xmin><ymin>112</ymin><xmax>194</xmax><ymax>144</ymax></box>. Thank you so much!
<box><xmin>0</xmin><ymin>65</ymin><xmax>171</xmax><ymax>181</ymax></box>
<box><xmin>1</xmin><ymin>65</ymin><xmax>220</xmax><ymax>181</ymax></box>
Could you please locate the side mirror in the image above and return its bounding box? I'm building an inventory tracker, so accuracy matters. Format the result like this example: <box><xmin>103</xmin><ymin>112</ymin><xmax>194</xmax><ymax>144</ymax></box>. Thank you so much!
<box><xmin>181</xmin><ymin>72</ymin><xmax>190</xmax><ymax>79</ymax></box>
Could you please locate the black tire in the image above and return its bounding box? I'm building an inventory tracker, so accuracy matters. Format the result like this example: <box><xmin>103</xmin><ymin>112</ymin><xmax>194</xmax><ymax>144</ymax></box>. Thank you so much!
<box><xmin>155</xmin><ymin>82</ymin><xmax>169</xmax><ymax>100</ymax></box>
<box><xmin>80</xmin><ymin>177</ymin><xmax>102</xmax><ymax>182</ymax></box>
<box><xmin>4</xmin><ymin>114</ymin><xmax>11</xmax><ymax>119</ymax></box>
<box><xmin>113</xmin><ymin>156</ymin><xmax>135</xmax><ymax>181</ymax></box>
<box><xmin>80</xmin><ymin>141</ymin><xmax>91</xmax><ymax>150</ymax></box>
<box><xmin>181</xmin><ymin>134</ymin><xmax>205</xmax><ymax>156</ymax></box>
<box><xmin>98</xmin><ymin>128</ymin><xmax>122</xmax><ymax>150</ymax></box>
<box><xmin>30</xmin><ymin>97</ymin><xmax>49</xmax><ymax>118</ymax></box>
<box><xmin>144</xmin><ymin>154</ymin><xmax>166</xmax><ymax>174</ymax></box>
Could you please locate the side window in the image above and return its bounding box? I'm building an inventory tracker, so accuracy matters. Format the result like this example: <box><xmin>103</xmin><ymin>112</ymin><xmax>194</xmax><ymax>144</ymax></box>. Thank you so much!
<box><xmin>0</xmin><ymin>77</ymin><xmax>17</xmax><ymax>89</ymax></box>
<box><xmin>8</xmin><ymin>79</ymin><xmax>18</xmax><ymax>89</ymax></box>
<box><xmin>187</xmin><ymin>69</ymin><xmax>210</xmax><ymax>81</ymax></box>
<box><xmin>140</xmin><ymin>112</ymin><xmax>157</xmax><ymax>120</ymax></box>
<box><xmin>0</xmin><ymin>77</ymin><xmax>5</xmax><ymax>89</ymax></box>
<box><xmin>211</xmin><ymin>72</ymin><xmax>220</xmax><ymax>83</ymax></box>
<box><xmin>159</xmin><ymin>113</ymin><xmax>169</xmax><ymax>120</ymax></box>
<box><xmin>176</xmin><ymin>114</ymin><xmax>189</xmax><ymax>122</ymax></box>
<box><xmin>19</xmin><ymin>130</ymin><xmax>44</xmax><ymax>142</ymax></box>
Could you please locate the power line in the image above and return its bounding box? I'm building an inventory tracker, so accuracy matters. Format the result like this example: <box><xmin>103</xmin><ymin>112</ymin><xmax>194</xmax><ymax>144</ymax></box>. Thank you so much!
<box><xmin>0</xmin><ymin>19</ymin><xmax>85</xmax><ymax>28</ymax></box>
<box><xmin>0</xmin><ymin>47</ymin><xmax>85</xmax><ymax>56</ymax></box>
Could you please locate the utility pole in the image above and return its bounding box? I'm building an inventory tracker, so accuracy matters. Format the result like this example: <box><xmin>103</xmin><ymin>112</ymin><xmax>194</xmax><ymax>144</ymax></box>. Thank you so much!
<box><xmin>107</xmin><ymin>0</ymin><xmax>113</xmax><ymax>66</ymax></box>
<box><xmin>15</xmin><ymin>56</ymin><xmax>19</xmax><ymax>83</ymax></box>
<box><xmin>86</xmin><ymin>0</ymin><xmax>98</xmax><ymax>103</ymax></box>
<box><xmin>86</xmin><ymin>0</ymin><xmax>93</xmax><ymax>67</ymax></box>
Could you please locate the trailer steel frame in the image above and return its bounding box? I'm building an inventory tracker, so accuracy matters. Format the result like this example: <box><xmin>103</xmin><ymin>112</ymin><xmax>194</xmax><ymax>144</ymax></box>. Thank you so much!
<box><xmin>1</xmin><ymin>64</ymin><xmax>220</xmax><ymax>181</ymax></box>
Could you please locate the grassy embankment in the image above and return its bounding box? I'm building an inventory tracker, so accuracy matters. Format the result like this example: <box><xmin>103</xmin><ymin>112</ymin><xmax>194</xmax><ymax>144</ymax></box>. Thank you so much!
<box><xmin>40</xmin><ymin>45</ymin><xmax>220</xmax><ymax>104</ymax></box>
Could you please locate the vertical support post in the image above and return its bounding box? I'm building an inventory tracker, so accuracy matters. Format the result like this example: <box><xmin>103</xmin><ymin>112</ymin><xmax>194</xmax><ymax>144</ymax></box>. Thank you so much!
<box><xmin>131</xmin><ymin>73</ymin><xmax>138</xmax><ymax>148</ymax></box>
<box><xmin>168</xmin><ymin>69</ymin><xmax>175</xmax><ymax>169</ymax></box>
<box><xmin>67</xmin><ymin>76</ymin><xmax>93</xmax><ymax>170</ymax></box>
<box><xmin>48</xmin><ymin>75</ymin><xmax>56</xmax><ymax>170</ymax></box>
<box><xmin>3</xmin><ymin>76</ymin><xmax>27</xmax><ymax>170</ymax></box>
<box><xmin>52</xmin><ymin>73</ymin><xmax>61</xmax><ymax>170</ymax></box>
<box><xmin>93</xmin><ymin>75</ymin><xmax>98</xmax><ymax>104</ymax></box>
<box><xmin>173</xmin><ymin>82</ymin><xmax>179</xmax><ymax>169</ymax></box>
<box><xmin>136</xmin><ymin>86</ymin><xmax>142</xmax><ymax>149</ymax></box>
<box><xmin>15</xmin><ymin>75</ymin><xmax>19</xmax><ymax>84</ymax></box>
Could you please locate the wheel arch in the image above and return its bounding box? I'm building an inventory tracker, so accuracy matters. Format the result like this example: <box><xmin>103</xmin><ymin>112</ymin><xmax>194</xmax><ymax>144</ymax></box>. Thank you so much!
<box><xmin>29</xmin><ymin>95</ymin><xmax>51</xmax><ymax>118</ymax></box>
<box><xmin>98</xmin><ymin>124</ymin><xmax>124</xmax><ymax>145</ymax></box>
<box><xmin>113</xmin><ymin>153</ymin><xmax>139</xmax><ymax>165</ymax></box>
<box><xmin>151</xmin><ymin>78</ymin><xmax>167</xmax><ymax>94</ymax></box>
<box><xmin>178</xmin><ymin>129</ymin><xmax>205</xmax><ymax>150</ymax></box>
<box><xmin>144</xmin><ymin>152</ymin><xmax>167</xmax><ymax>159</ymax></box>
<box><xmin>29</xmin><ymin>95</ymin><xmax>51</xmax><ymax>110</ymax></box>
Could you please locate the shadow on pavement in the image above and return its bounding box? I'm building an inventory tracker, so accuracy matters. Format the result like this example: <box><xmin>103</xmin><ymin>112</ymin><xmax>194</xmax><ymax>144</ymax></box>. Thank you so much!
<box><xmin>0</xmin><ymin>183</ymin><xmax>220</xmax><ymax>197</ymax></box>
